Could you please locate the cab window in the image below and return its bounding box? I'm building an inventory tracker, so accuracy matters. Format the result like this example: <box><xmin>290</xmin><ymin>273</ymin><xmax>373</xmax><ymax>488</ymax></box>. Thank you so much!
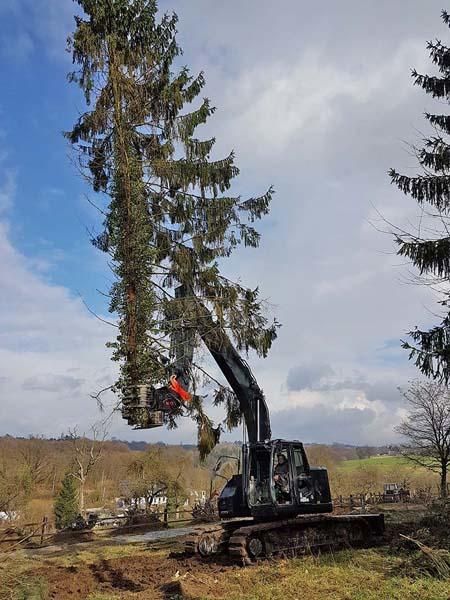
<box><xmin>292</xmin><ymin>447</ymin><xmax>305</xmax><ymax>476</ymax></box>
<box><xmin>248</xmin><ymin>448</ymin><xmax>271</xmax><ymax>506</ymax></box>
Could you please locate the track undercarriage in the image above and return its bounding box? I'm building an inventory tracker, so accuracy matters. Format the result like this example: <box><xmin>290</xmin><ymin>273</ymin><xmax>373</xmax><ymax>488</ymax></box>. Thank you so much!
<box><xmin>185</xmin><ymin>514</ymin><xmax>385</xmax><ymax>565</ymax></box>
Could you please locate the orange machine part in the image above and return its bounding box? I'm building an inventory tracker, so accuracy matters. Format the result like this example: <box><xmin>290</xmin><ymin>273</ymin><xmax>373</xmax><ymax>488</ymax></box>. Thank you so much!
<box><xmin>169</xmin><ymin>375</ymin><xmax>192</xmax><ymax>402</ymax></box>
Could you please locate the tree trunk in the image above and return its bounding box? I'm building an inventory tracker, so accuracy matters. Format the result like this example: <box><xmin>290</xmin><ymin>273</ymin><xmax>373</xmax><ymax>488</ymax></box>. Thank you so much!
<box><xmin>101</xmin><ymin>470</ymin><xmax>106</xmax><ymax>504</ymax></box>
<box><xmin>440</xmin><ymin>464</ymin><xmax>448</xmax><ymax>499</ymax></box>
<box><xmin>111</xmin><ymin>52</ymin><xmax>138</xmax><ymax>383</ymax></box>
<box><xmin>79</xmin><ymin>466</ymin><xmax>85</xmax><ymax>514</ymax></box>
<box><xmin>79</xmin><ymin>481</ymin><xmax>85</xmax><ymax>514</ymax></box>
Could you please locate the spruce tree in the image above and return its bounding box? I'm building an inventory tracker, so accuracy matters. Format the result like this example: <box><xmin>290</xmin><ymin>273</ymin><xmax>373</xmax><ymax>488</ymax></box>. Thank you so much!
<box><xmin>66</xmin><ymin>0</ymin><xmax>277</xmax><ymax>454</ymax></box>
<box><xmin>54</xmin><ymin>472</ymin><xmax>78</xmax><ymax>530</ymax></box>
<box><xmin>390</xmin><ymin>10</ymin><xmax>450</xmax><ymax>382</ymax></box>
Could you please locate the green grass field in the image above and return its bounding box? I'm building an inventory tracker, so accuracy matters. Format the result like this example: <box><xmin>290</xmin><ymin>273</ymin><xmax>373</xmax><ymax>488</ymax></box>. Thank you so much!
<box><xmin>338</xmin><ymin>455</ymin><xmax>410</xmax><ymax>472</ymax></box>
<box><xmin>332</xmin><ymin>454</ymin><xmax>440</xmax><ymax>497</ymax></box>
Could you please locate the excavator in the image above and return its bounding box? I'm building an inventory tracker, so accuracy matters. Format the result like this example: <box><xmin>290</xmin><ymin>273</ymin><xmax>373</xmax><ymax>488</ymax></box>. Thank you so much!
<box><xmin>122</xmin><ymin>286</ymin><xmax>384</xmax><ymax>564</ymax></box>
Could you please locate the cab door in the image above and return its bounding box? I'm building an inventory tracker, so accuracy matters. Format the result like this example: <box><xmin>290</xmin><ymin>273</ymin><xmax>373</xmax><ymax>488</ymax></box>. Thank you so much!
<box><xmin>272</xmin><ymin>443</ymin><xmax>293</xmax><ymax>506</ymax></box>
<box><xmin>247</xmin><ymin>446</ymin><xmax>272</xmax><ymax>508</ymax></box>
<box><xmin>290</xmin><ymin>444</ymin><xmax>315</xmax><ymax>504</ymax></box>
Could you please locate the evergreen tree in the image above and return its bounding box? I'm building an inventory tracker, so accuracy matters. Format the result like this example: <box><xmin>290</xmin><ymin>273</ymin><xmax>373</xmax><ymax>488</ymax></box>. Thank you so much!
<box><xmin>390</xmin><ymin>10</ymin><xmax>450</xmax><ymax>382</ymax></box>
<box><xmin>67</xmin><ymin>0</ymin><xmax>278</xmax><ymax>454</ymax></box>
<box><xmin>54</xmin><ymin>472</ymin><xmax>78</xmax><ymax>530</ymax></box>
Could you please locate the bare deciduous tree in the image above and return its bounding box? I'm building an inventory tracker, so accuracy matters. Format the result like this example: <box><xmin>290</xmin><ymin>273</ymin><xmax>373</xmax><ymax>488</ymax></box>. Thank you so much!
<box><xmin>20</xmin><ymin>439</ymin><xmax>50</xmax><ymax>486</ymax></box>
<box><xmin>68</xmin><ymin>426</ymin><xmax>107</xmax><ymax>514</ymax></box>
<box><xmin>0</xmin><ymin>465</ymin><xmax>31</xmax><ymax>520</ymax></box>
<box><xmin>123</xmin><ymin>447</ymin><xmax>188</xmax><ymax>511</ymax></box>
<box><xmin>395</xmin><ymin>380</ymin><xmax>450</xmax><ymax>498</ymax></box>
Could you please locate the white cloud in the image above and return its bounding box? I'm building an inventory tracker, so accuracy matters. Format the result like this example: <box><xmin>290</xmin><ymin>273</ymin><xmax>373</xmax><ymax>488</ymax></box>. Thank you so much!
<box><xmin>0</xmin><ymin>185</ymin><xmax>199</xmax><ymax>442</ymax></box>
<box><xmin>270</xmin><ymin>399</ymin><xmax>397</xmax><ymax>446</ymax></box>
<box><xmin>0</xmin><ymin>0</ymin><xmax>77</xmax><ymax>62</ymax></box>
<box><xmin>22</xmin><ymin>374</ymin><xmax>84</xmax><ymax>392</ymax></box>
<box><xmin>0</xmin><ymin>218</ymin><xmax>112</xmax><ymax>433</ymax></box>
<box><xmin>205</xmin><ymin>40</ymin><xmax>426</xmax><ymax>163</ymax></box>
<box><xmin>173</xmin><ymin>3</ymin><xmax>444</xmax><ymax>445</ymax></box>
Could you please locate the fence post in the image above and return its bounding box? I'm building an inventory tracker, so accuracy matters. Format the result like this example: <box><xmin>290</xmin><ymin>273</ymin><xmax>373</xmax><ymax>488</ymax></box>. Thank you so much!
<box><xmin>40</xmin><ymin>516</ymin><xmax>48</xmax><ymax>546</ymax></box>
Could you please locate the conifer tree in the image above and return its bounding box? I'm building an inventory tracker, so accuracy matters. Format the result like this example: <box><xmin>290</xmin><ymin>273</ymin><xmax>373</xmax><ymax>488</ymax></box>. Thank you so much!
<box><xmin>54</xmin><ymin>472</ymin><xmax>78</xmax><ymax>530</ymax></box>
<box><xmin>390</xmin><ymin>10</ymin><xmax>450</xmax><ymax>382</ymax></box>
<box><xmin>66</xmin><ymin>0</ymin><xmax>277</xmax><ymax>453</ymax></box>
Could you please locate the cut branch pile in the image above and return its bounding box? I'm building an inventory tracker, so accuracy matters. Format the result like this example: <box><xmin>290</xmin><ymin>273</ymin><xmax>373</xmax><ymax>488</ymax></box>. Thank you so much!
<box><xmin>400</xmin><ymin>534</ymin><xmax>450</xmax><ymax>579</ymax></box>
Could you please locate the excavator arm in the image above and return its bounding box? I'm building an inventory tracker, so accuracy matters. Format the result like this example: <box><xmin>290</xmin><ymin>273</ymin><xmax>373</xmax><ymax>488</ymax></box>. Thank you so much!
<box><xmin>174</xmin><ymin>286</ymin><xmax>271</xmax><ymax>444</ymax></box>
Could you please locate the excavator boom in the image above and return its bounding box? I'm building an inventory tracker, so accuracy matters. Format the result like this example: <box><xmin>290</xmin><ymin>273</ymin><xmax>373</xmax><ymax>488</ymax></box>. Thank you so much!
<box><xmin>173</xmin><ymin>285</ymin><xmax>271</xmax><ymax>443</ymax></box>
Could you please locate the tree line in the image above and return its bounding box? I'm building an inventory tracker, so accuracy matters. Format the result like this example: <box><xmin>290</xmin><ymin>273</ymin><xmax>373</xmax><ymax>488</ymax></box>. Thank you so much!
<box><xmin>0</xmin><ymin>434</ymin><xmax>211</xmax><ymax>528</ymax></box>
<box><xmin>1</xmin><ymin>434</ymin><xmax>444</xmax><ymax>529</ymax></box>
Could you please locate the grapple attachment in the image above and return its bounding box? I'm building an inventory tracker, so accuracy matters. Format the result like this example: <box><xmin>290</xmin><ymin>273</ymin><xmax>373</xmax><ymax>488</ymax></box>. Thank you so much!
<box><xmin>121</xmin><ymin>381</ymin><xmax>188</xmax><ymax>430</ymax></box>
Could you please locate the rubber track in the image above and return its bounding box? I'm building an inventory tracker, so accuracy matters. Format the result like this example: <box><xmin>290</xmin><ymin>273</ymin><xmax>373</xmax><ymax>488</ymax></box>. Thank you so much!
<box><xmin>228</xmin><ymin>514</ymin><xmax>385</xmax><ymax>565</ymax></box>
<box><xmin>184</xmin><ymin>520</ymin><xmax>251</xmax><ymax>556</ymax></box>
<box><xmin>185</xmin><ymin>514</ymin><xmax>384</xmax><ymax>565</ymax></box>
<box><xmin>184</xmin><ymin>524</ymin><xmax>227</xmax><ymax>555</ymax></box>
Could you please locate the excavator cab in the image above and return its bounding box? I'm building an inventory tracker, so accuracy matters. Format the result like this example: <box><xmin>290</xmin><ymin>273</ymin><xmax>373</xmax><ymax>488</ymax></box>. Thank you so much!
<box><xmin>247</xmin><ymin>440</ymin><xmax>332</xmax><ymax>517</ymax></box>
<box><xmin>218</xmin><ymin>440</ymin><xmax>333</xmax><ymax>520</ymax></box>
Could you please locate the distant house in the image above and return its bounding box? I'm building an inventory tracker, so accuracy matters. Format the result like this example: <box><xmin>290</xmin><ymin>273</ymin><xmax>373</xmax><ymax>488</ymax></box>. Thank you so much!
<box><xmin>0</xmin><ymin>511</ymin><xmax>18</xmax><ymax>521</ymax></box>
<box><xmin>116</xmin><ymin>487</ymin><xmax>207</xmax><ymax>511</ymax></box>
<box><xmin>116</xmin><ymin>493</ymin><xmax>168</xmax><ymax>510</ymax></box>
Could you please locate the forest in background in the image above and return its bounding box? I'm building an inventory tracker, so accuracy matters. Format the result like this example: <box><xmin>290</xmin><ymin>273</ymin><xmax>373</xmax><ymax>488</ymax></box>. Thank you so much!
<box><xmin>0</xmin><ymin>435</ymin><xmax>441</xmax><ymax>529</ymax></box>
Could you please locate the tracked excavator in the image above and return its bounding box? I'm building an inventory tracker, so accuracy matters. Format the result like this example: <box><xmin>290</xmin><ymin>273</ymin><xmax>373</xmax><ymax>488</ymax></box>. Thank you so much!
<box><xmin>122</xmin><ymin>286</ymin><xmax>384</xmax><ymax>564</ymax></box>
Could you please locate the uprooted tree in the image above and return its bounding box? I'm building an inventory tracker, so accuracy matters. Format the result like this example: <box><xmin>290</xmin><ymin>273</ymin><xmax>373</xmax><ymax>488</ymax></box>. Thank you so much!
<box><xmin>389</xmin><ymin>10</ymin><xmax>450</xmax><ymax>382</ymax></box>
<box><xmin>66</xmin><ymin>0</ymin><xmax>278</xmax><ymax>457</ymax></box>
<box><xmin>395</xmin><ymin>380</ymin><xmax>450</xmax><ymax>499</ymax></box>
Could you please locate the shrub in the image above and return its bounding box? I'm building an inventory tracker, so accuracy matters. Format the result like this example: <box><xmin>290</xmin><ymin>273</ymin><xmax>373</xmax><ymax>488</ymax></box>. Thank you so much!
<box><xmin>54</xmin><ymin>473</ymin><xmax>78</xmax><ymax>530</ymax></box>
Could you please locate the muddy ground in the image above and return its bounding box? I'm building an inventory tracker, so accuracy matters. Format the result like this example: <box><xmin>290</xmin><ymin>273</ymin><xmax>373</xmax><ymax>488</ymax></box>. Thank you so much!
<box><xmin>33</xmin><ymin>551</ymin><xmax>236</xmax><ymax>600</ymax></box>
<box><xmin>13</xmin><ymin>505</ymin><xmax>450</xmax><ymax>600</ymax></box>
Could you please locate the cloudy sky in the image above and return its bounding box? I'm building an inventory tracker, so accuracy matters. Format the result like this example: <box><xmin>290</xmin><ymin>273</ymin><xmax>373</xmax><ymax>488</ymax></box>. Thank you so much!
<box><xmin>0</xmin><ymin>0</ymin><xmax>447</xmax><ymax>445</ymax></box>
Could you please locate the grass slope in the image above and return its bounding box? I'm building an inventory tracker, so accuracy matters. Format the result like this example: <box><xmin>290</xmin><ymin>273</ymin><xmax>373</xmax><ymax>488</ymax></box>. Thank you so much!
<box><xmin>208</xmin><ymin>550</ymin><xmax>449</xmax><ymax>600</ymax></box>
<box><xmin>337</xmin><ymin>455</ymin><xmax>410</xmax><ymax>472</ymax></box>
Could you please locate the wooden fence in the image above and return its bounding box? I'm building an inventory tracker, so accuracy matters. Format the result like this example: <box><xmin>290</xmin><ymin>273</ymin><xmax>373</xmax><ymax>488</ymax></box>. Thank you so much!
<box><xmin>0</xmin><ymin>507</ymin><xmax>198</xmax><ymax>549</ymax></box>
<box><xmin>0</xmin><ymin>490</ymin><xmax>442</xmax><ymax>551</ymax></box>
<box><xmin>333</xmin><ymin>489</ymin><xmax>443</xmax><ymax>509</ymax></box>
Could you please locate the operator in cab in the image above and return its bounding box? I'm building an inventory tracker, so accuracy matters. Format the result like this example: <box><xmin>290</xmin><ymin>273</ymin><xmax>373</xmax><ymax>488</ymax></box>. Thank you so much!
<box><xmin>273</xmin><ymin>453</ymin><xmax>290</xmax><ymax>503</ymax></box>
